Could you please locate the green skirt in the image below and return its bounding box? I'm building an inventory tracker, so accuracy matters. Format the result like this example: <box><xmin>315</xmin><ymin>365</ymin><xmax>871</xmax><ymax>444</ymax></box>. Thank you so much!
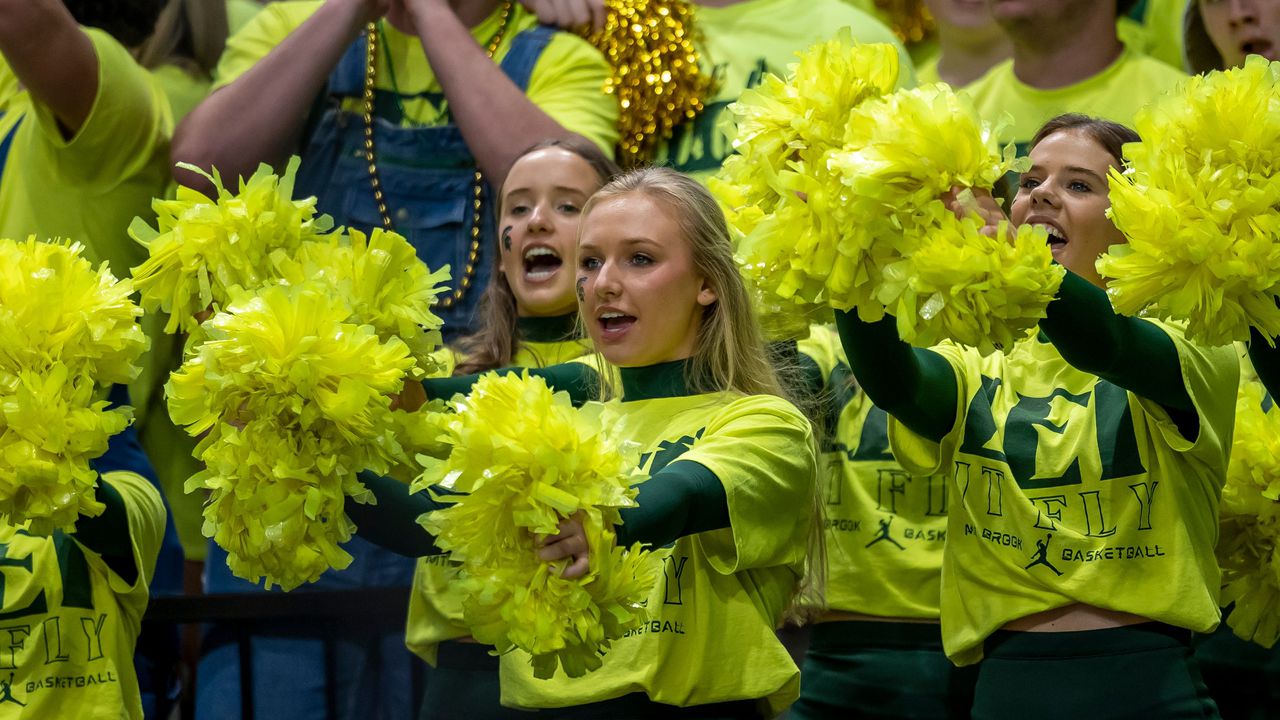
<box><xmin>973</xmin><ymin>623</ymin><xmax>1219</xmax><ymax>720</ymax></box>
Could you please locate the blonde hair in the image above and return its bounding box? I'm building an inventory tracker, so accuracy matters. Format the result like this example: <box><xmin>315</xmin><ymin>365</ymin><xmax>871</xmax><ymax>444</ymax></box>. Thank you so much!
<box><xmin>582</xmin><ymin>167</ymin><xmax>785</xmax><ymax>399</ymax></box>
<box><xmin>136</xmin><ymin>0</ymin><xmax>229</xmax><ymax>78</ymax></box>
<box><xmin>581</xmin><ymin>167</ymin><xmax>826</xmax><ymax>616</ymax></box>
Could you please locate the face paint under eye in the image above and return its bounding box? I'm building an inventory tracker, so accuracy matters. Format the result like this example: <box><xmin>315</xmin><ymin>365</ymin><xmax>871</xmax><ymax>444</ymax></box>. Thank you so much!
<box><xmin>501</xmin><ymin>226</ymin><xmax>513</xmax><ymax>252</ymax></box>
<box><xmin>576</xmin><ymin>275</ymin><xmax>587</xmax><ymax>302</ymax></box>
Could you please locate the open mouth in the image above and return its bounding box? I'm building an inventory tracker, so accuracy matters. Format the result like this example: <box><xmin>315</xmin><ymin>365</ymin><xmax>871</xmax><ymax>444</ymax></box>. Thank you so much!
<box><xmin>1241</xmin><ymin>39</ymin><xmax>1276</xmax><ymax>60</ymax></box>
<box><xmin>597</xmin><ymin>311</ymin><xmax>637</xmax><ymax>336</ymax></box>
<box><xmin>523</xmin><ymin>246</ymin><xmax>563</xmax><ymax>281</ymax></box>
<box><xmin>1032</xmin><ymin>222</ymin><xmax>1068</xmax><ymax>248</ymax></box>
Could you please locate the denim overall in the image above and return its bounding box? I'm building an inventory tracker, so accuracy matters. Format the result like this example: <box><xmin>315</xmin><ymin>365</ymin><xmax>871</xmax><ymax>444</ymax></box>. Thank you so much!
<box><xmin>196</xmin><ymin>26</ymin><xmax>556</xmax><ymax>720</ymax></box>
<box><xmin>296</xmin><ymin>24</ymin><xmax>555</xmax><ymax>340</ymax></box>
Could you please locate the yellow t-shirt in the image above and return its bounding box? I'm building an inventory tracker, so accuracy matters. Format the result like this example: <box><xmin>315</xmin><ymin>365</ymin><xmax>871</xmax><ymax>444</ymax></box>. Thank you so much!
<box><xmin>888</xmin><ymin>324</ymin><xmax>1237</xmax><ymax>665</ymax></box>
<box><xmin>149</xmin><ymin>64</ymin><xmax>212</xmax><ymax>124</ymax></box>
<box><xmin>798</xmin><ymin>326</ymin><xmax>947</xmax><ymax>619</ymax></box>
<box><xmin>965</xmin><ymin>46</ymin><xmax>1184</xmax><ymax>156</ymax></box>
<box><xmin>1117</xmin><ymin>0</ymin><xmax>1190</xmax><ymax>70</ymax></box>
<box><xmin>0</xmin><ymin>27</ymin><xmax>171</xmax><ymax>282</ymax></box>
<box><xmin>405</xmin><ymin>332</ymin><xmax>595</xmax><ymax>664</ymax></box>
<box><xmin>654</xmin><ymin>0</ymin><xmax>915</xmax><ymax>180</ymax></box>
<box><xmin>213</xmin><ymin>2</ymin><xmax>618</xmax><ymax>154</ymax></box>
<box><xmin>0</xmin><ymin>471</ymin><xmax>165</xmax><ymax>720</ymax></box>
<box><xmin>499</xmin><ymin>391</ymin><xmax>816</xmax><ymax>717</ymax></box>
<box><xmin>227</xmin><ymin>0</ymin><xmax>263</xmax><ymax>35</ymax></box>
<box><xmin>915</xmin><ymin>55</ymin><xmax>941</xmax><ymax>86</ymax></box>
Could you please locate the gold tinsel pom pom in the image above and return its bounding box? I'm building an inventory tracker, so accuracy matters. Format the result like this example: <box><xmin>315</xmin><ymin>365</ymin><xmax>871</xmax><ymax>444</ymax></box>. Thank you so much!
<box><xmin>584</xmin><ymin>0</ymin><xmax>714</xmax><ymax>165</ymax></box>
<box><xmin>415</xmin><ymin>373</ymin><xmax>660</xmax><ymax>679</ymax></box>
<box><xmin>1218</xmin><ymin>379</ymin><xmax>1280</xmax><ymax>647</ymax></box>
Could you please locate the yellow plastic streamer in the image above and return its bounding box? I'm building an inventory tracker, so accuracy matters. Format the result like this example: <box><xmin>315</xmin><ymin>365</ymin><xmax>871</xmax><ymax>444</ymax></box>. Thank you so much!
<box><xmin>130</xmin><ymin>157</ymin><xmax>334</xmax><ymax>334</ymax></box>
<box><xmin>1099</xmin><ymin>56</ymin><xmax>1280</xmax><ymax>346</ymax></box>
<box><xmin>715</xmin><ymin>32</ymin><xmax>1059</xmax><ymax>353</ymax></box>
<box><xmin>0</xmin><ymin>238</ymin><xmax>146</xmax><ymax>534</ymax></box>
<box><xmin>1218</xmin><ymin>379</ymin><xmax>1280</xmax><ymax>647</ymax></box>
<box><xmin>169</xmin><ymin>283</ymin><xmax>416</xmax><ymax>590</ymax></box>
<box><xmin>415</xmin><ymin>373</ymin><xmax>660</xmax><ymax>679</ymax></box>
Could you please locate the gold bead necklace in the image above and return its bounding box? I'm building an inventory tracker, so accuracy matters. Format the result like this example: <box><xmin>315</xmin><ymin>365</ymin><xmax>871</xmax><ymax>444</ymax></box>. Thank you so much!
<box><xmin>361</xmin><ymin>1</ymin><xmax>513</xmax><ymax>308</ymax></box>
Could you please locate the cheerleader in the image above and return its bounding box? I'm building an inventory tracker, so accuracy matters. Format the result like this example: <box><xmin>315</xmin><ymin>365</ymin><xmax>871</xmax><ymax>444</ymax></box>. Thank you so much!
<box><xmin>482</xmin><ymin>166</ymin><xmax>817</xmax><ymax>718</ymax></box>
<box><xmin>404</xmin><ymin>137</ymin><xmax>618</xmax><ymax>720</ymax></box>
<box><xmin>0</xmin><ymin>386</ymin><xmax>167</xmax><ymax>720</ymax></box>
<box><xmin>789</xmin><ymin>321</ymin><xmax>975</xmax><ymax>720</ymax></box>
<box><xmin>833</xmin><ymin>114</ymin><xmax>1236</xmax><ymax>718</ymax></box>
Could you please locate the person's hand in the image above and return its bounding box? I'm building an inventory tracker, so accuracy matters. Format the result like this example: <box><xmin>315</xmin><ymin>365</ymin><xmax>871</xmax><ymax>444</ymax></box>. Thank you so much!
<box><xmin>943</xmin><ymin>185</ymin><xmax>1007</xmax><ymax>239</ymax></box>
<box><xmin>537</xmin><ymin>512</ymin><xmax>591</xmax><ymax>579</ymax></box>
<box><xmin>519</xmin><ymin>0</ymin><xmax>608</xmax><ymax>32</ymax></box>
<box><xmin>389</xmin><ymin>377</ymin><xmax>428</xmax><ymax>413</ymax></box>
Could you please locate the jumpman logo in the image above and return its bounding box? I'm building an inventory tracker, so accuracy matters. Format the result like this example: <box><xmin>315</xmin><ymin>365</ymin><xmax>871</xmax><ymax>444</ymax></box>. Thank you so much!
<box><xmin>1025</xmin><ymin>533</ymin><xmax>1063</xmax><ymax>576</ymax></box>
<box><xmin>0</xmin><ymin>673</ymin><xmax>24</xmax><ymax>707</ymax></box>
<box><xmin>864</xmin><ymin>517</ymin><xmax>906</xmax><ymax>551</ymax></box>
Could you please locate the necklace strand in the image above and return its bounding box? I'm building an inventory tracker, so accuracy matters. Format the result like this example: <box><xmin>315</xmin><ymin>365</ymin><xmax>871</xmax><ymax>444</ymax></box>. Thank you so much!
<box><xmin>361</xmin><ymin>2</ymin><xmax>513</xmax><ymax>309</ymax></box>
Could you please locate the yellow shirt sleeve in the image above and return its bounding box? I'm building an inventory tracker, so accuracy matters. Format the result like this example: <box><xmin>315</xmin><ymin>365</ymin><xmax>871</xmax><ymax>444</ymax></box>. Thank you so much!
<box><xmin>678</xmin><ymin>394</ymin><xmax>817</xmax><ymax>574</ymax></box>
<box><xmin>1132</xmin><ymin>319</ymin><xmax>1239</xmax><ymax>456</ymax></box>
<box><xmin>213</xmin><ymin>1</ymin><xmax>319</xmax><ymax>90</ymax></box>
<box><xmin>885</xmin><ymin>341</ymin><xmax>972</xmax><ymax>478</ymax></box>
<box><xmin>27</xmin><ymin>28</ymin><xmax>172</xmax><ymax>191</ymax></box>
<box><xmin>524</xmin><ymin>33</ymin><xmax>618</xmax><ymax>156</ymax></box>
<box><xmin>82</xmin><ymin>471</ymin><xmax>167</xmax><ymax>601</ymax></box>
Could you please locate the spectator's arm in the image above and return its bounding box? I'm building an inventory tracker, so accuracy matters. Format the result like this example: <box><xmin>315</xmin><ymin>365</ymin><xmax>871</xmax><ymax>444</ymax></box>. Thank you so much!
<box><xmin>0</xmin><ymin>0</ymin><xmax>97</xmax><ymax>137</ymax></box>
<box><xmin>172</xmin><ymin>0</ymin><xmax>389</xmax><ymax>190</ymax></box>
<box><xmin>402</xmin><ymin>0</ymin><xmax>589</xmax><ymax>182</ymax></box>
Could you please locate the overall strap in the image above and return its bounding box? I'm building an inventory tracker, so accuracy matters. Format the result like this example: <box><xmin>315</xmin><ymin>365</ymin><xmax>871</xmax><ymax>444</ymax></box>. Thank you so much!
<box><xmin>496</xmin><ymin>24</ymin><xmax>557</xmax><ymax>92</ymax></box>
<box><xmin>324</xmin><ymin>22</ymin><xmax>558</xmax><ymax>101</ymax></box>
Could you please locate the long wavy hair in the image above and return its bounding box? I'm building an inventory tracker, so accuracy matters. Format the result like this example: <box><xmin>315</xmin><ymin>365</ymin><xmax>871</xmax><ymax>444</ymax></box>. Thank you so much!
<box><xmin>582</xmin><ymin>167</ymin><xmax>786</xmax><ymax>399</ymax></box>
<box><xmin>454</xmin><ymin>137</ymin><xmax>620</xmax><ymax>375</ymax></box>
<box><xmin>581</xmin><ymin>167</ymin><xmax>826</xmax><ymax>615</ymax></box>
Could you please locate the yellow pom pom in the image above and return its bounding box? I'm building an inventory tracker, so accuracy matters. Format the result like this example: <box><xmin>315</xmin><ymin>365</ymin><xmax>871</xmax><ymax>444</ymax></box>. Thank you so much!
<box><xmin>1217</xmin><ymin>380</ymin><xmax>1280</xmax><ymax>647</ymax></box>
<box><xmin>1099</xmin><ymin>56</ymin><xmax>1280</xmax><ymax>346</ymax></box>
<box><xmin>879</xmin><ymin>216</ymin><xmax>1063</xmax><ymax>355</ymax></box>
<box><xmin>415</xmin><ymin>373</ymin><xmax>660</xmax><ymax>678</ymax></box>
<box><xmin>0</xmin><ymin>238</ymin><xmax>145</xmax><ymax>533</ymax></box>
<box><xmin>719</xmin><ymin>70</ymin><xmax>1055</xmax><ymax>353</ymax></box>
<box><xmin>170</xmin><ymin>283</ymin><xmax>414</xmax><ymax>589</ymax></box>
<box><xmin>583</xmin><ymin>0</ymin><xmax>714</xmax><ymax>165</ymax></box>
<box><xmin>714</xmin><ymin>34</ymin><xmax>900</xmax><ymax>316</ymax></box>
<box><xmin>280</xmin><ymin>228</ymin><xmax>452</xmax><ymax>377</ymax></box>
<box><xmin>131</xmin><ymin>157</ymin><xmax>335</xmax><ymax>334</ymax></box>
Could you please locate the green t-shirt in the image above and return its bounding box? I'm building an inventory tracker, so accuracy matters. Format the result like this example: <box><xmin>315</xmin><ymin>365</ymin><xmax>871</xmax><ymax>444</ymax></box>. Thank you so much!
<box><xmin>888</xmin><ymin>322</ymin><xmax>1238</xmax><ymax>665</ymax></box>
<box><xmin>499</xmin><ymin>391</ymin><xmax>816</xmax><ymax>716</ymax></box>
<box><xmin>406</xmin><ymin>328</ymin><xmax>595</xmax><ymax>665</ymax></box>
<box><xmin>0</xmin><ymin>472</ymin><xmax>165</xmax><ymax>720</ymax></box>
<box><xmin>965</xmin><ymin>46</ymin><xmax>1185</xmax><ymax>157</ymax></box>
<box><xmin>654</xmin><ymin>0</ymin><xmax>914</xmax><ymax>180</ymax></box>
<box><xmin>213</xmin><ymin>2</ymin><xmax>619</xmax><ymax>154</ymax></box>
<box><xmin>798</xmin><ymin>325</ymin><xmax>946</xmax><ymax>619</ymax></box>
